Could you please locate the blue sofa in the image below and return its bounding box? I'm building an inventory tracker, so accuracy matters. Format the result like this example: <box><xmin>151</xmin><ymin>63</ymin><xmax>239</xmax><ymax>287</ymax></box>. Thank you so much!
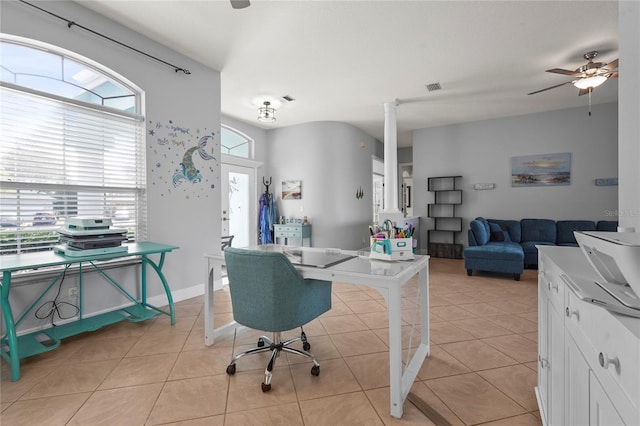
<box><xmin>463</xmin><ymin>217</ymin><xmax>618</xmax><ymax>280</ymax></box>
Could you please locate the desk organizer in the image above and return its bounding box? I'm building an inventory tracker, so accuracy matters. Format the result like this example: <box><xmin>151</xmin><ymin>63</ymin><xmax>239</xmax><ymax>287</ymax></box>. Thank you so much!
<box><xmin>370</xmin><ymin>237</ymin><xmax>414</xmax><ymax>261</ymax></box>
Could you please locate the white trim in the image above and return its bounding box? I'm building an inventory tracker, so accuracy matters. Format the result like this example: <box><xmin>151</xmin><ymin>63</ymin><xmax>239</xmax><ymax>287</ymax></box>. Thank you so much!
<box><xmin>221</xmin><ymin>153</ymin><xmax>262</xmax><ymax>169</ymax></box>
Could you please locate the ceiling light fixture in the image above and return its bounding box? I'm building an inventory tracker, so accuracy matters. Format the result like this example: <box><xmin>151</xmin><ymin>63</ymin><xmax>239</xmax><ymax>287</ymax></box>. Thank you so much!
<box><xmin>258</xmin><ymin>101</ymin><xmax>276</xmax><ymax>123</ymax></box>
<box><xmin>573</xmin><ymin>75</ymin><xmax>607</xmax><ymax>90</ymax></box>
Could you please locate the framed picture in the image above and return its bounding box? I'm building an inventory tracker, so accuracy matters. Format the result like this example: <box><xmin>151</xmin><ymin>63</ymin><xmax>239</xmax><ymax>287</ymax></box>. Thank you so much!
<box><xmin>282</xmin><ymin>180</ymin><xmax>302</xmax><ymax>199</ymax></box>
<box><xmin>511</xmin><ymin>152</ymin><xmax>571</xmax><ymax>187</ymax></box>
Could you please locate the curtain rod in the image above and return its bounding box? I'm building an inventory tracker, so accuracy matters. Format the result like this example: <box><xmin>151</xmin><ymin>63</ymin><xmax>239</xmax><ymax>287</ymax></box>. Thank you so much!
<box><xmin>19</xmin><ymin>0</ymin><xmax>191</xmax><ymax>75</ymax></box>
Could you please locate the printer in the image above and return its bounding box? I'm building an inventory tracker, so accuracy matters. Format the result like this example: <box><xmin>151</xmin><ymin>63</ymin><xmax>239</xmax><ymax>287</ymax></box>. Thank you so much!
<box><xmin>574</xmin><ymin>231</ymin><xmax>640</xmax><ymax>317</ymax></box>
<box><xmin>56</xmin><ymin>217</ymin><xmax>128</xmax><ymax>257</ymax></box>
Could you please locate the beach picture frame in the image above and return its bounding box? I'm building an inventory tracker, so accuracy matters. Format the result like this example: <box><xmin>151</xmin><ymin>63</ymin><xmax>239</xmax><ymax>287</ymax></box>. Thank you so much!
<box><xmin>511</xmin><ymin>152</ymin><xmax>571</xmax><ymax>187</ymax></box>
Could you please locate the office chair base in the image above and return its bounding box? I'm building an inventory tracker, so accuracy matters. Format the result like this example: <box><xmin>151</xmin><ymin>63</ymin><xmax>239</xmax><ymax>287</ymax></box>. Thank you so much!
<box><xmin>226</xmin><ymin>329</ymin><xmax>320</xmax><ymax>392</ymax></box>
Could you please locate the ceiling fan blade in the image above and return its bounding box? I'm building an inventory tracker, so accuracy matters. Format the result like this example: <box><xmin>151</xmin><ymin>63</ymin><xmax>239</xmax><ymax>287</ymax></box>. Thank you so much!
<box><xmin>546</xmin><ymin>68</ymin><xmax>581</xmax><ymax>76</ymax></box>
<box><xmin>230</xmin><ymin>0</ymin><xmax>250</xmax><ymax>9</ymax></box>
<box><xmin>578</xmin><ymin>88</ymin><xmax>591</xmax><ymax>96</ymax></box>
<box><xmin>527</xmin><ymin>81</ymin><xmax>574</xmax><ymax>95</ymax></box>
<box><xmin>607</xmin><ymin>71</ymin><xmax>619</xmax><ymax>79</ymax></box>
<box><xmin>603</xmin><ymin>58</ymin><xmax>618</xmax><ymax>70</ymax></box>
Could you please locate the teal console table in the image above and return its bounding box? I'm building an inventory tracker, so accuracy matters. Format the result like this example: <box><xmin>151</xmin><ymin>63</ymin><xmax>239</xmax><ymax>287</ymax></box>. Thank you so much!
<box><xmin>0</xmin><ymin>242</ymin><xmax>178</xmax><ymax>381</ymax></box>
<box><xmin>273</xmin><ymin>224</ymin><xmax>312</xmax><ymax>246</ymax></box>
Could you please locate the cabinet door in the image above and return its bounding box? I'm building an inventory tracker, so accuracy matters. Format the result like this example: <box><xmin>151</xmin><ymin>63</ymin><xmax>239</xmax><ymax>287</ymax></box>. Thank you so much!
<box><xmin>537</xmin><ymin>284</ymin><xmax>550</xmax><ymax>422</ymax></box>
<box><xmin>548</xmin><ymin>302</ymin><xmax>565</xmax><ymax>426</ymax></box>
<box><xmin>565</xmin><ymin>334</ymin><xmax>589</xmax><ymax>426</ymax></box>
<box><xmin>590</xmin><ymin>371</ymin><xmax>624</xmax><ymax>426</ymax></box>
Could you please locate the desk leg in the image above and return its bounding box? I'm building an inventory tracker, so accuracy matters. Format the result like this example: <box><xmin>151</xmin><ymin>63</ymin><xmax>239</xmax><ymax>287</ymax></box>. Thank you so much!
<box><xmin>387</xmin><ymin>287</ymin><xmax>404</xmax><ymax>418</ymax></box>
<box><xmin>142</xmin><ymin>254</ymin><xmax>175</xmax><ymax>325</ymax></box>
<box><xmin>204</xmin><ymin>260</ymin><xmax>214</xmax><ymax>346</ymax></box>
<box><xmin>1</xmin><ymin>271</ymin><xmax>20</xmax><ymax>381</ymax></box>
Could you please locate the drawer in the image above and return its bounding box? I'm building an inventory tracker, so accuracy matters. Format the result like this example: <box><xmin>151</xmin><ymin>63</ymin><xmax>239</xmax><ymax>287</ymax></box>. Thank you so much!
<box><xmin>539</xmin><ymin>254</ymin><xmax>565</xmax><ymax>313</ymax></box>
<box><xmin>565</xmin><ymin>291</ymin><xmax>640</xmax><ymax>420</ymax></box>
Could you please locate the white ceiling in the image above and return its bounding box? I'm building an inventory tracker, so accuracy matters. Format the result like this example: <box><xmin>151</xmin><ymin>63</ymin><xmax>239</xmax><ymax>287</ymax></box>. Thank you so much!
<box><xmin>75</xmin><ymin>0</ymin><xmax>619</xmax><ymax>147</ymax></box>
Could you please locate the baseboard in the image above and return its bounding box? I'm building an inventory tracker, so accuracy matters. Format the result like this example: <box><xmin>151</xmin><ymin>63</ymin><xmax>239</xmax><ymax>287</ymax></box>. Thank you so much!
<box><xmin>147</xmin><ymin>282</ymin><xmax>206</xmax><ymax>306</ymax></box>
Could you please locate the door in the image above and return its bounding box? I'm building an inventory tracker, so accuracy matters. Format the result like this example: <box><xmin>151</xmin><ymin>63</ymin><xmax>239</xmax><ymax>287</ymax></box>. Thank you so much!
<box><xmin>221</xmin><ymin>163</ymin><xmax>256</xmax><ymax>249</ymax></box>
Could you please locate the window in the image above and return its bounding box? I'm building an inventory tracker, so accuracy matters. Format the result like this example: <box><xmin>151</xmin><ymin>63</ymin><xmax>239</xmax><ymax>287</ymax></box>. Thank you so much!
<box><xmin>221</xmin><ymin>125</ymin><xmax>253</xmax><ymax>158</ymax></box>
<box><xmin>0</xmin><ymin>37</ymin><xmax>145</xmax><ymax>255</ymax></box>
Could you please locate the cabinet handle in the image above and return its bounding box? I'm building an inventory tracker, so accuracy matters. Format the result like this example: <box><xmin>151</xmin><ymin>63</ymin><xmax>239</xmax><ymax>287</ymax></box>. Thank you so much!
<box><xmin>598</xmin><ymin>352</ymin><xmax>620</xmax><ymax>371</ymax></box>
<box><xmin>565</xmin><ymin>307</ymin><xmax>580</xmax><ymax>320</ymax></box>
<box><xmin>538</xmin><ymin>355</ymin><xmax>549</xmax><ymax>369</ymax></box>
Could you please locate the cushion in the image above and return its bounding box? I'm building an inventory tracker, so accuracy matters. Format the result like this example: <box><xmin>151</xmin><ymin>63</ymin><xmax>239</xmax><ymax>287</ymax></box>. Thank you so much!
<box><xmin>557</xmin><ymin>220</ymin><xmax>596</xmax><ymax>245</ymax></box>
<box><xmin>488</xmin><ymin>219</ymin><xmax>521</xmax><ymax>243</ymax></box>
<box><xmin>521</xmin><ymin>218</ymin><xmax>556</xmax><ymax>243</ymax></box>
<box><xmin>470</xmin><ymin>219</ymin><xmax>490</xmax><ymax>246</ymax></box>
<box><xmin>463</xmin><ymin>242</ymin><xmax>524</xmax><ymax>261</ymax></box>
<box><xmin>489</xmin><ymin>222</ymin><xmax>511</xmax><ymax>242</ymax></box>
<box><xmin>597</xmin><ymin>220</ymin><xmax>618</xmax><ymax>232</ymax></box>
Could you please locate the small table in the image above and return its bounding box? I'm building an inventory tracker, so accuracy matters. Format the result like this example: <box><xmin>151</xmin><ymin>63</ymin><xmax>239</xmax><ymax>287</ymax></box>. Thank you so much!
<box><xmin>0</xmin><ymin>242</ymin><xmax>178</xmax><ymax>381</ymax></box>
<box><xmin>273</xmin><ymin>224</ymin><xmax>312</xmax><ymax>246</ymax></box>
<box><xmin>204</xmin><ymin>245</ymin><xmax>430</xmax><ymax>419</ymax></box>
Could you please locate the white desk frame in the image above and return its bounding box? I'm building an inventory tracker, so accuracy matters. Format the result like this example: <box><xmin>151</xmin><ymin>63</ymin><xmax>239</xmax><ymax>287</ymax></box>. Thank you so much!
<box><xmin>203</xmin><ymin>246</ymin><xmax>430</xmax><ymax>419</ymax></box>
<box><xmin>204</xmin><ymin>246</ymin><xmax>430</xmax><ymax>418</ymax></box>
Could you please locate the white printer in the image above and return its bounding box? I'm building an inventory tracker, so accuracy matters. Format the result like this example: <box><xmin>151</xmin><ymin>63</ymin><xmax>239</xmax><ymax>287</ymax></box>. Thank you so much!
<box><xmin>56</xmin><ymin>217</ymin><xmax>128</xmax><ymax>256</ymax></box>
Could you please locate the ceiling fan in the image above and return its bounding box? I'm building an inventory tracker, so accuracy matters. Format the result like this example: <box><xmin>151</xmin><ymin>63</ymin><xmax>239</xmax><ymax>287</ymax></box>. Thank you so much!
<box><xmin>528</xmin><ymin>51</ymin><xmax>618</xmax><ymax>96</ymax></box>
<box><xmin>230</xmin><ymin>0</ymin><xmax>250</xmax><ymax>9</ymax></box>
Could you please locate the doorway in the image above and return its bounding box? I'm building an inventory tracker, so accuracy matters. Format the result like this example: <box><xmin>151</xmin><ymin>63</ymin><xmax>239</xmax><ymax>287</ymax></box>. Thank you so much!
<box><xmin>221</xmin><ymin>162</ymin><xmax>257</xmax><ymax>248</ymax></box>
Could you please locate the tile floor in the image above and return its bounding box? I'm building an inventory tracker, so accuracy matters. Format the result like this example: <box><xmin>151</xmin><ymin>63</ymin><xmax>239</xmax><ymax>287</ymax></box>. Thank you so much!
<box><xmin>1</xmin><ymin>258</ymin><xmax>543</xmax><ymax>425</ymax></box>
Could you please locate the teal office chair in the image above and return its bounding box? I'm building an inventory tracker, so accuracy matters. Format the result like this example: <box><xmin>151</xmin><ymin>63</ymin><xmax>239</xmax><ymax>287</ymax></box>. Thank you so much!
<box><xmin>224</xmin><ymin>247</ymin><xmax>332</xmax><ymax>392</ymax></box>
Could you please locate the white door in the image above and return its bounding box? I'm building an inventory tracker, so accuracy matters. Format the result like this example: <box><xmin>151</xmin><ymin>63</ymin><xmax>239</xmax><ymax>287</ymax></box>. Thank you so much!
<box><xmin>221</xmin><ymin>163</ymin><xmax>256</xmax><ymax>248</ymax></box>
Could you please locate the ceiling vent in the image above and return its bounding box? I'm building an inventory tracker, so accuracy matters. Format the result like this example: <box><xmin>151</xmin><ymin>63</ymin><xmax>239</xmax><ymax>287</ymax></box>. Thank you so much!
<box><xmin>282</xmin><ymin>95</ymin><xmax>296</xmax><ymax>102</ymax></box>
<box><xmin>425</xmin><ymin>82</ymin><xmax>442</xmax><ymax>92</ymax></box>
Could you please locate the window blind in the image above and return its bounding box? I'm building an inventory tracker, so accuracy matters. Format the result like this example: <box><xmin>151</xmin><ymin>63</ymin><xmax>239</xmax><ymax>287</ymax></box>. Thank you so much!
<box><xmin>0</xmin><ymin>85</ymin><xmax>146</xmax><ymax>255</ymax></box>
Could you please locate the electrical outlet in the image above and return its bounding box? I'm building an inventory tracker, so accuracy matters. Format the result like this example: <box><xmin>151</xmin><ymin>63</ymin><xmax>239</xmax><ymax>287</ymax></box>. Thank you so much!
<box><xmin>68</xmin><ymin>288</ymin><xmax>78</xmax><ymax>298</ymax></box>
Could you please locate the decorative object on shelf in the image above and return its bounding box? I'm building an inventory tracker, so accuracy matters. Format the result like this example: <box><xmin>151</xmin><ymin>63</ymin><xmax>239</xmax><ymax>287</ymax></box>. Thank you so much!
<box><xmin>356</xmin><ymin>186</ymin><xmax>364</xmax><ymax>199</ymax></box>
<box><xmin>427</xmin><ymin>175</ymin><xmax>463</xmax><ymax>259</ymax></box>
<box><xmin>595</xmin><ymin>178</ymin><xmax>618</xmax><ymax>186</ymax></box>
<box><xmin>511</xmin><ymin>152</ymin><xmax>571</xmax><ymax>187</ymax></box>
<box><xmin>257</xmin><ymin>101</ymin><xmax>276</xmax><ymax>123</ymax></box>
<box><xmin>282</xmin><ymin>180</ymin><xmax>302</xmax><ymax>200</ymax></box>
<box><xmin>473</xmin><ymin>183</ymin><xmax>495</xmax><ymax>190</ymax></box>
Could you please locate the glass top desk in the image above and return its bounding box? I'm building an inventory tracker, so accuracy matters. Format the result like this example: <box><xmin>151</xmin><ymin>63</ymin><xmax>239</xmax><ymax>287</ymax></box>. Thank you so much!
<box><xmin>1</xmin><ymin>242</ymin><xmax>178</xmax><ymax>381</ymax></box>
<box><xmin>204</xmin><ymin>245</ymin><xmax>430</xmax><ymax>419</ymax></box>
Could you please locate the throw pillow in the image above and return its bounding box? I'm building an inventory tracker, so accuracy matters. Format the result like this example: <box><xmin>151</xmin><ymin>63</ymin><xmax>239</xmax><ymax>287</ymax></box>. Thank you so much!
<box><xmin>489</xmin><ymin>222</ymin><xmax>511</xmax><ymax>242</ymax></box>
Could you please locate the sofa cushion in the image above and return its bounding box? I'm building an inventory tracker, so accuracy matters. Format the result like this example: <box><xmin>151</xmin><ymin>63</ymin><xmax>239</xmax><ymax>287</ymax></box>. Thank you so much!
<box><xmin>464</xmin><ymin>242</ymin><xmax>524</xmax><ymax>262</ymax></box>
<box><xmin>489</xmin><ymin>219</ymin><xmax>521</xmax><ymax>243</ymax></box>
<box><xmin>557</xmin><ymin>220</ymin><xmax>596</xmax><ymax>246</ymax></box>
<box><xmin>521</xmin><ymin>218</ymin><xmax>556</xmax><ymax>243</ymax></box>
<box><xmin>470</xmin><ymin>219</ymin><xmax>490</xmax><ymax>246</ymax></box>
<box><xmin>489</xmin><ymin>222</ymin><xmax>511</xmax><ymax>242</ymax></box>
<box><xmin>597</xmin><ymin>220</ymin><xmax>618</xmax><ymax>231</ymax></box>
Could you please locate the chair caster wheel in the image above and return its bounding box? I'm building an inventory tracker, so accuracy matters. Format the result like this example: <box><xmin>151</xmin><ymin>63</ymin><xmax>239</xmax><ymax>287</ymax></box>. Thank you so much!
<box><xmin>311</xmin><ymin>365</ymin><xmax>320</xmax><ymax>376</ymax></box>
<box><xmin>261</xmin><ymin>382</ymin><xmax>271</xmax><ymax>392</ymax></box>
<box><xmin>303</xmin><ymin>342</ymin><xmax>311</xmax><ymax>351</ymax></box>
<box><xmin>257</xmin><ymin>338</ymin><xmax>265</xmax><ymax>347</ymax></box>
<box><xmin>226</xmin><ymin>364</ymin><xmax>236</xmax><ymax>375</ymax></box>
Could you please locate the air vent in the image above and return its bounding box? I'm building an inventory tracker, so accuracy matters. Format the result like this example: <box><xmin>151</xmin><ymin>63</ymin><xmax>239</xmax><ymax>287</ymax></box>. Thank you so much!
<box><xmin>282</xmin><ymin>95</ymin><xmax>296</xmax><ymax>102</ymax></box>
<box><xmin>426</xmin><ymin>82</ymin><xmax>442</xmax><ymax>92</ymax></box>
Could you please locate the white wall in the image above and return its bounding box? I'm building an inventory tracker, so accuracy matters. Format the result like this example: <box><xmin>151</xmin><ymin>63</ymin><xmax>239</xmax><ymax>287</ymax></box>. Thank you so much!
<box><xmin>2</xmin><ymin>0</ymin><xmax>221</xmax><ymax>332</ymax></box>
<box><xmin>413</xmin><ymin>103</ymin><xmax>619</xmax><ymax>249</ymax></box>
<box><xmin>618</xmin><ymin>0</ymin><xmax>640</xmax><ymax>232</ymax></box>
<box><xmin>267</xmin><ymin>122</ymin><xmax>382</xmax><ymax>250</ymax></box>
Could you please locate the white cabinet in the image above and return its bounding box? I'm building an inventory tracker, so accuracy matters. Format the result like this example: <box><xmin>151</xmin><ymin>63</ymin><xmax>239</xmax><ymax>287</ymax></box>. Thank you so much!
<box><xmin>537</xmin><ymin>247</ymin><xmax>640</xmax><ymax>426</ymax></box>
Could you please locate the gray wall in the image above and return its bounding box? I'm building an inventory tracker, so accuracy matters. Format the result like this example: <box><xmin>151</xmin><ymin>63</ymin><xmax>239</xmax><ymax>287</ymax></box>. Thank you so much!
<box><xmin>2</xmin><ymin>0</ymin><xmax>221</xmax><ymax>332</ymax></box>
<box><xmin>413</xmin><ymin>102</ymin><xmax>619</xmax><ymax>249</ymax></box>
<box><xmin>267</xmin><ymin>122</ymin><xmax>382</xmax><ymax>250</ymax></box>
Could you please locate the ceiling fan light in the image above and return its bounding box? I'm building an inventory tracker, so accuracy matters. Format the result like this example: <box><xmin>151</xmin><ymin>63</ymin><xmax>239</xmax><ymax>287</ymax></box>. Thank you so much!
<box><xmin>257</xmin><ymin>101</ymin><xmax>276</xmax><ymax>123</ymax></box>
<box><xmin>574</xmin><ymin>75</ymin><xmax>607</xmax><ymax>90</ymax></box>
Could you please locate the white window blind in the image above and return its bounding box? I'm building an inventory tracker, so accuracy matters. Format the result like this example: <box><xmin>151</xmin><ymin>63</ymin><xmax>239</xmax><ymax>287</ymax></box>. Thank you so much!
<box><xmin>0</xmin><ymin>85</ymin><xmax>146</xmax><ymax>255</ymax></box>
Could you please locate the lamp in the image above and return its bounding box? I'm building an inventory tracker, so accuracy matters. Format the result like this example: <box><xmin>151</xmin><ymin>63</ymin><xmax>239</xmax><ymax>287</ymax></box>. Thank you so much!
<box><xmin>573</xmin><ymin>75</ymin><xmax>607</xmax><ymax>90</ymax></box>
<box><xmin>258</xmin><ymin>101</ymin><xmax>276</xmax><ymax>123</ymax></box>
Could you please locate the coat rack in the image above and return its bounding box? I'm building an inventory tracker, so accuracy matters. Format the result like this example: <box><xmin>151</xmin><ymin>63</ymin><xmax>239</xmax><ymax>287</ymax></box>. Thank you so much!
<box><xmin>263</xmin><ymin>177</ymin><xmax>272</xmax><ymax>202</ymax></box>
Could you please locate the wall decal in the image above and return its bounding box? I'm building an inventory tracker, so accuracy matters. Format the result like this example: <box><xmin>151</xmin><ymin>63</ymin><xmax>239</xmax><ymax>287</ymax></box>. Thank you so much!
<box><xmin>148</xmin><ymin>119</ymin><xmax>219</xmax><ymax>198</ymax></box>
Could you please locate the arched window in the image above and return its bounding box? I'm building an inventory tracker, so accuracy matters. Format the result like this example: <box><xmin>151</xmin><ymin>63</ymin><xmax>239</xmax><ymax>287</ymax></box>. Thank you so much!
<box><xmin>0</xmin><ymin>36</ymin><xmax>146</xmax><ymax>255</ymax></box>
<box><xmin>221</xmin><ymin>125</ymin><xmax>253</xmax><ymax>159</ymax></box>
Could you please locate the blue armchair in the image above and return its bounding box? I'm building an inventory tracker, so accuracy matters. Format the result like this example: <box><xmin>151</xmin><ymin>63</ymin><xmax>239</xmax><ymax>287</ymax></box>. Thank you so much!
<box><xmin>223</xmin><ymin>247</ymin><xmax>332</xmax><ymax>392</ymax></box>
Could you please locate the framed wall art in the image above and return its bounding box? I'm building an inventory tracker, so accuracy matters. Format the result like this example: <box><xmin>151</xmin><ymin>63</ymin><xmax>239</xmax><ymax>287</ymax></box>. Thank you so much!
<box><xmin>511</xmin><ymin>152</ymin><xmax>571</xmax><ymax>187</ymax></box>
<box><xmin>282</xmin><ymin>180</ymin><xmax>302</xmax><ymax>199</ymax></box>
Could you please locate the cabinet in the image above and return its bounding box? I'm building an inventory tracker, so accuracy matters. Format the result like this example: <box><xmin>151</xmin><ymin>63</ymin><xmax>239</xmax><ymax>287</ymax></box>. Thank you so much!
<box><xmin>427</xmin><ymin>176</ymin><xmax>462</xmax><ymax>258</ymax></box>
<box><xmin>537</xmin><ymin>246</ymin><xmax>640</xmax><ymax>426</ymax></box>
<box><xmin>273</xmin><ymin>224</ymin><xmax>312</xmax><ymax>247</ymax></box>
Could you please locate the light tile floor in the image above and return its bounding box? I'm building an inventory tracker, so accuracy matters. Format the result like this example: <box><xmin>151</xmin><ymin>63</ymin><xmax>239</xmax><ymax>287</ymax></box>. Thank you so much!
<box><xmin>1</xmin><ymin>258</ymin><xmax>542</xmax><ymax>425</ymax></box>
